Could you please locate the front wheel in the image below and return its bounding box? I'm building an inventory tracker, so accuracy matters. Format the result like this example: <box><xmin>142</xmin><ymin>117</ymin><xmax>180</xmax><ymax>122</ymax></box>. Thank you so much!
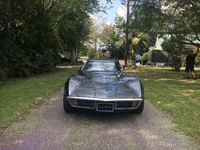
<box><xmin>63</xmin><ymin>97</ymin><xmax>74</xmax><ymax>113</ymax></box>
<box><xmin>134</xmin><ymin>101</ymin><xmax>144</xmax><ymax>114</ymax></box>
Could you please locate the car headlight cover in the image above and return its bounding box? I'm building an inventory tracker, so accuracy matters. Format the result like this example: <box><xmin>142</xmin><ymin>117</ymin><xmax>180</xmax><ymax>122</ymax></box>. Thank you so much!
<box><xmin>127</xmin><ymin>81</ymin><xmax>141</xmax><ymax>97</ymax></box>
<box><xmin>69</xmin><ymin>79</ymin><xmax>80</xmax><ymax>95</ymax></box>
<box><xmin>71</xmin><ymin>99</ymin><xmax>78</xmax><ymax>106</ymax></box>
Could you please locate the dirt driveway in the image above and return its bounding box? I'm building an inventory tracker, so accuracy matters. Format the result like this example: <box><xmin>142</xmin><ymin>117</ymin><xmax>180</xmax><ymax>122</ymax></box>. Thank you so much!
<box><xmin>0</xmin><ymin>91</ymin><xmax>193</xmax><ymax>150</ymax></box>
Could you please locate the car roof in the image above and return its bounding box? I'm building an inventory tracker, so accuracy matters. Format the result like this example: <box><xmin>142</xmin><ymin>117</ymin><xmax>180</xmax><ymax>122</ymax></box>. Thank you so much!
<box><xmin>87</xmin><ymin>58</ymin><xmax>118</xmax><ymax>62</ymax></box>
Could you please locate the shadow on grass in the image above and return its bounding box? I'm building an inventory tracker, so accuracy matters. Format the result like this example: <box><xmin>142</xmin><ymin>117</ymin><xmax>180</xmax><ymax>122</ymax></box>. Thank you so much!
<box><xmin>126</xmin><ymin>66</ymin><xmax>200</xmax><ymax>142</ymax></box>
<box><xmin>126</xmin><ymin>66</ymin><xmax>200</xmax><ymax>95</ymax></box>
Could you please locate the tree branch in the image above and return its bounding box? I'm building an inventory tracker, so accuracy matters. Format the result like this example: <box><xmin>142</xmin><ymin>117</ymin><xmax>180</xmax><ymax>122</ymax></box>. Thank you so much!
<box><xmin>196</xmin><ymin>33</ymin><xmax>200</xmax><ymax>42</ymax></box>
<box><xmin>171</xmin><ymin>40</ymin><xmax>200</xmax><ymax>47</ymax></box>
<box><xmin>169</xmin><ymin>32</ymin><xmax>200</xmax><ymax>45</ymax></box>
<box><xmin>45</xmin><ymin>0</ymin><xmax>56</xmax><ymax>12</ymax></box>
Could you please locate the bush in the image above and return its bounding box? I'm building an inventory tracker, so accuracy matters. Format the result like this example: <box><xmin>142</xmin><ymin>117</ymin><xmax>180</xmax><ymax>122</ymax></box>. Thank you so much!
<box><xmin>141</xmin><ymin>52</ymin><xmax>148</xmax><ymax>65</ymax></box>
<box><xmin>88</xmin><ymin>48</ymin><xmax>96</xmax><ymax>58</ymax></box>
<box><xmin>141</xmin><ymin>52</ymin><xmax>148</xmax><ymax>62</ymax></box>
<box><xmin>162</xmin><ymin>39</ymin><xmax>186</xmax><ymax>71</ymax></box>
<box><xmin>0</xmin><ymin>69</ymin><xmax>6</xmax><ymax>81</ymax></box>
<box><xmin>69</xmin><ymin>61</ymin><xmax>84</xmax><ymax>65</ymax></box>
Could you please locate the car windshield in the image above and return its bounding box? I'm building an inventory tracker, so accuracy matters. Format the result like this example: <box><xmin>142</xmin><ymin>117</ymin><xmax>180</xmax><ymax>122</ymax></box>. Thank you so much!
<box><xmin>83</xmin><ymin>61</ymin><xmax>122</xmax><ymax>72</ymax></box>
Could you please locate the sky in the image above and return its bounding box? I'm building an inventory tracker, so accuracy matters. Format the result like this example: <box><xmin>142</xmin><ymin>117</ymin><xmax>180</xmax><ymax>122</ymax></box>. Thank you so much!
<box><xmin>97</xmin><ymin>0</ymin><xmax>127</xmax><ymax>24</ymax></box>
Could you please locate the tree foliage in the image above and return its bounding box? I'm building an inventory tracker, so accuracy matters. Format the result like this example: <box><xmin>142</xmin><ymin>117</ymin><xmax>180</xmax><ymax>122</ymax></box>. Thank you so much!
<box><xmin>99</xmin><ymin>17</ymin><xmax>126</xmax><ymax>59</ymax></box>
<box><xmin>89</xmin><ymin>16</ymin><xmax>107</xmax><ymax>58</ymax></box>
<box><xmin>0</xmin><ymin>0</ymin><xmax>101</xmax><ymax>80</ymax></box>
<box><xmin>161</xmin><ymin>0</ymin><xmax>200</xmax><ymax>46</ymax></box>
<box><xmin>0</xmin><ymin>0</ymin><xmax>58</xmax><ymax>80</ymax></box>
<box><xmin>109</xmin><ymin>0</ymin><xmax>161</xmax><ymax>60</ymax></box>
<box><xmin>162</xmin><ymin>37</ymin><xmax>186</xmax><ymax>71</ymax></box>
<box><xmin>117</xmin><ymin>0</ymin><xmax>200</xmax><ymax>70</ymax></box>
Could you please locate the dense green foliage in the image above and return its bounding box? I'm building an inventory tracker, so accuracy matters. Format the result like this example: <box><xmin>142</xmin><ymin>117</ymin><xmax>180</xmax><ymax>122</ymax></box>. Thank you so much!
<box><xmin>99</xmin><ymin>22</ymin><xmax>125</xmax><ymax>59</ymax></box>
<box><xmin>141</xmin><ymin>52</ymin><xmax>148</xmax><ymax>62</ymax></box>
<box><xmin>87</xmin><ymin>47</ymin><xmax>96</xmax><ymax>58</ymax></box>
<box><xmin>98</xmin><ymin>0</ymin><xmax>162</xmax><ymax>61</ymax></box>
<box><xmin>161</xmin><ymin>0</ymin><xmax>200</xmax><ymax>46</ymax></box>
<box><xmin>0</xmin><ymin>1</ymin><xmax>58</xmax><ymax>80</ymax></box>
<box><xmin>0</xmin><ymin>0</ymin><xmax>101</xmax><ymax>81</ymax></box>
<box><xmin>162</xmin><ymin>38</ymin><xmax>186</xmax><ymax>71</ymax></box>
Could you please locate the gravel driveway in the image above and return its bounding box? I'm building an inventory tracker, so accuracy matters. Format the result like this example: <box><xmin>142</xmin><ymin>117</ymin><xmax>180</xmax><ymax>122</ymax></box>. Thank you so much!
<box><xmin>1</xmin><ymin>90</ymin><xmax>194</xmax><ymax>150</ymax></box>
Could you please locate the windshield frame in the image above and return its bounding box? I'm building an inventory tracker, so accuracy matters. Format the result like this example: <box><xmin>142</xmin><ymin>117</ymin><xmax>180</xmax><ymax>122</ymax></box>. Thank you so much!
<box><xmin>83</xmin><ymin>60</ymin><xmax>123</xmax><ymax>72</ymax></box>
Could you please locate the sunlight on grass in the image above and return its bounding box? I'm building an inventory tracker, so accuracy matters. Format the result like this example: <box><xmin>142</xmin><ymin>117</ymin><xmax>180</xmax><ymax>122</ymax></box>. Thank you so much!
<box><xmin>158</xmin><ymin>78</ymin><xmax>173</xmax><ymax>81</ymax></box>
<box><xmin>56</xmin><ymin>65</ymin><xmax>81</xmax><ymax>69</ymax></box>
<box><xmin>79</xmin><ymin>56</ymin><xmax>89</xmax><ymax>60</ymax></box>
<box><xmin>143</xmin><ymin>79</ymin><xmax>149</xmax><ymax>81</ymax></box>
<box><xmin>57</xmin><ymin>66</ymin><xmax>73</xmax><ymax>68</ymax></box>
<box><xmin>126</xmin><ymin>66</ymin><xmax>200</xmax><ymax>143</ymax></box>
<box><xmin>164</xmin><ymin>103</ymin><xmax>176</xmax><ymax>107</ymax></box>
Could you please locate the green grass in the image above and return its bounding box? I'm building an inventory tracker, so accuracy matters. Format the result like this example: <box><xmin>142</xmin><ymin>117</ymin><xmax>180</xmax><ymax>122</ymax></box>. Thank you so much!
<box><xmin>126</xmin><ymin>66</ymin><xmax>200</xmax><ymax>143</ymax></box>
<box><xmin>0</xmin><ymin>65</ymin><xmax>80</xmax><ymax>133</ymax></box>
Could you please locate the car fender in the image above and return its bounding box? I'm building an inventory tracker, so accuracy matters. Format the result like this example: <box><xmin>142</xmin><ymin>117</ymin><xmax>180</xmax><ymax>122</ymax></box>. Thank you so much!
<box><xmin>123</xmin><ymin>77</ymin><xmax>144</xmax><ymax>98</ymax></box>
<box><xmin>64</xmin><ymin>75</ymin><xmax>83</xmax><ymax>97</ymax></box>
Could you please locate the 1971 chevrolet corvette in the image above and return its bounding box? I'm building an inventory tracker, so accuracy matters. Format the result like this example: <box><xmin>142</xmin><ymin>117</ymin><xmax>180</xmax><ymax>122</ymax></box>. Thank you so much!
<box><xmin>63</xmin><ymin>59</ymin><xmax>144</xmax><ymax>113</ymax></box>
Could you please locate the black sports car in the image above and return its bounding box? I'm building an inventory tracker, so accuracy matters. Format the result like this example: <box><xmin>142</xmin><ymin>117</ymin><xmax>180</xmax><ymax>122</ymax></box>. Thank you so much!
<box><xmin>63</xmin><ymin>59</ymin><xmax>144</xmax><ymax>113</ymax></box>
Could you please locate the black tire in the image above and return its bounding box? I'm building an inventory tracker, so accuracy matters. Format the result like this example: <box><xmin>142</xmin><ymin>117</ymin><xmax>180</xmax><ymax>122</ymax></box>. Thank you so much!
<box><xmin>134</xmin><ymin>101</ymin><xmax>144</xmax><ymax>114</ymax></box>
<box><xmin>63</xmin><ymin>97</ymin><xmax>74</xmax><ymax>113</ymax></box>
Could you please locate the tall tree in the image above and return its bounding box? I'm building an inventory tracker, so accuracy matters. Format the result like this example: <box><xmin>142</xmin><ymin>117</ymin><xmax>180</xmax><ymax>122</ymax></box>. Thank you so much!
<box><xmin>161</xmin><ymin>0</ymin><xmax>200</xmax><ymax>46</ymax></box>
<box><xmin>89</xmin><ymin>16</ymin><xmax>106</xmax><ymax>58</ymax></box>
<box><xmin>124</xmin><ymin>0</ymin><xmax>130</xmax><ymax>66</ymax></box>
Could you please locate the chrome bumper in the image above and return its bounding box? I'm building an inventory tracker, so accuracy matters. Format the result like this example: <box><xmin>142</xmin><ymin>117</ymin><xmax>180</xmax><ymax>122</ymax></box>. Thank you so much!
<box><xmin>66</xmin><ymin>96</ymin><xmax>144</xmax><ymax>112</ymax></box>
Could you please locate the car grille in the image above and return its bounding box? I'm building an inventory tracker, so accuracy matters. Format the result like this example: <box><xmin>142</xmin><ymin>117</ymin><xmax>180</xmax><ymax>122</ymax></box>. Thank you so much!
<box><xmin>70</xmin><ymin>98</ymin><xmax>141</xmax><ymax>111</ymax></box>
<box><xmin>77</xmin><ymin>100</ymin><xmax>95</xmax><ymax>108</ymax></box>
<box><xmin>116</xmin><ymin>101</ymin><xmax>139</xmax><ymax>109</ymax></box>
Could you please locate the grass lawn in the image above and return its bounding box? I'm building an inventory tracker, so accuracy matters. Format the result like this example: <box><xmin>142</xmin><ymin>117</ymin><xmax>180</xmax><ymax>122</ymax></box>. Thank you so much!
<box><xmin>126</xmin><ymin>66</ymin><xmax>200</xmax><ymax>143</ymax></box>
<box><xmin>0</xmin><ymin>65</ymin><xmax>80</xmax><ymax>134</ymax></box>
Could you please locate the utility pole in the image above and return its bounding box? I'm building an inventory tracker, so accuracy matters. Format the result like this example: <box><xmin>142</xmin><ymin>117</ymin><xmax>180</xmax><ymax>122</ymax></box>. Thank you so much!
<box><xmin>124</xmin><ymin>0</ymin><xmax>129</xmax><ymax>66</ymax></box>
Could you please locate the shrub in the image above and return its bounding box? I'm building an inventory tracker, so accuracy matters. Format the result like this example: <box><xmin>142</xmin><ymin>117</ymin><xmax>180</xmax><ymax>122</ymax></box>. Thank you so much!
<box><xmin>141</xmin><ymin>52</ymin><xmax>148</xmax><ymax>62</ymax></box>
<box><xmin>88</xmin><ymin>48</ymin><xmax>96</xmax><ymax>58</ymax></box>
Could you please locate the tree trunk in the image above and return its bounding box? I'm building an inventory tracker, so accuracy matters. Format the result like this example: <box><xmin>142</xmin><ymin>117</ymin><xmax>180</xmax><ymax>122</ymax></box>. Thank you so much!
<box><xmin>124</xmin><ymin>0</ymin><xmax>129</xmax><ymax>66</ymax></box>
<box><xmin>132</xmin><ymin>32</ymin><xmax>137</xmax><ymax>54</ymax></box>
<box><xmin>70</xmin><ymin>48</ymin><xmax>76</xmax><ymax>62</ymax></box>
<box><xmin>94</xmin><ymin>38</ymin><xmax>97</xmax><ymax>58</ymax></box>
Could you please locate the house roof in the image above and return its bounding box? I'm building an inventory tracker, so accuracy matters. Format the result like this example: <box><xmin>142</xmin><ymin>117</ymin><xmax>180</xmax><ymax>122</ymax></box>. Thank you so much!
<box><xmin>149</xmin><ymin>35</ymin><xmax>163</xmax><ymax>50</ymax></box>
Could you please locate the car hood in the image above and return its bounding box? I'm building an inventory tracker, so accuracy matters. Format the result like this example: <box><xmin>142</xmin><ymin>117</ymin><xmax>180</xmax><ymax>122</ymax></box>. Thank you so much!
<box><xmin>69</xmin><ymin>73</ymin><xmax>140</xmax><ymax>99</ymax></box>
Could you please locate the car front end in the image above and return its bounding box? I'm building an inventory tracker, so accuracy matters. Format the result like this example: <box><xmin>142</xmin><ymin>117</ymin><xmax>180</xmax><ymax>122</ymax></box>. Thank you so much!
<box><xmin>63</xmin><ymin>59</ymin><xmax>144</xmax><ymax>113</ymax></box>
<box><xmin>66</xmin><ymin>96</ymin><xmax>144</xmax><ymax>112</ymax></box>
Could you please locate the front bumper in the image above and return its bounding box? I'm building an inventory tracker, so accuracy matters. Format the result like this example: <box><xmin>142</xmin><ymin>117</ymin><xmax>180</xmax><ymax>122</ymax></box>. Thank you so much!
<box><xmin>66</xmin><ymin>96</ymin><xmax>144</xmax><ymax>112</ymax></box>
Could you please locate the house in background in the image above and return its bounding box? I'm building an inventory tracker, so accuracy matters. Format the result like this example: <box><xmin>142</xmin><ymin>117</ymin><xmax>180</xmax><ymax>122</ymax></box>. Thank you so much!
<box><xmin>148</xmin><ymin>36</ymin><xmax>170</xmax><ymax>66</ymax></box>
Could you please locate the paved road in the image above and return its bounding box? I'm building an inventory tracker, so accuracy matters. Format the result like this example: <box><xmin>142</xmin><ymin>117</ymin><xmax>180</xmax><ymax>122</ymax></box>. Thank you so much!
<box><xmin>0</xmin><ymin>90</ymin><xmax>192</xmax><ymax>150</ymax></box>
